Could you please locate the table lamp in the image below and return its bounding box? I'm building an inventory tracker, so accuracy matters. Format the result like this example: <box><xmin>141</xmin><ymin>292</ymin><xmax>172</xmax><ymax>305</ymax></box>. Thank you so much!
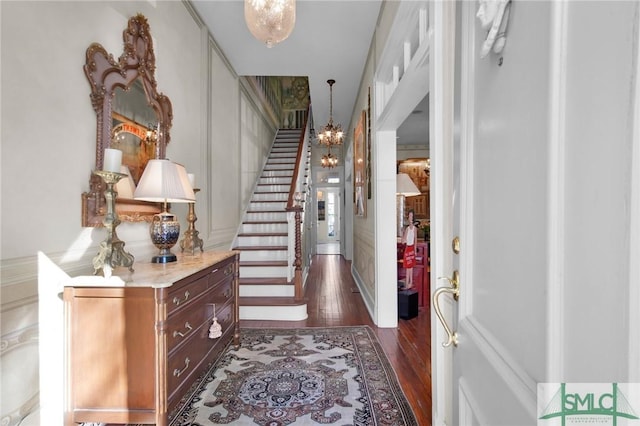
<box><xmin>115</xmin><ymin>165</ymin><xmax>136</xmax><ymax>199</ymax></box>
<box><xmin>134</xmin><ymin>159</ymin><xmax>195</xmax><ymax>263</ymax></box>
<box><xmin>396</xmin><ymin>173</ymin><xmax>421</xmax><ymax>237</ymax></box>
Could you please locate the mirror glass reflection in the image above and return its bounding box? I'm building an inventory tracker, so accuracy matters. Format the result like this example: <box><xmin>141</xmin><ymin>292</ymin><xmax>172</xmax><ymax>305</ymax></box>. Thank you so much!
<box><xmin>111</xmin><ymin>79</ymin><xmax>158</xmax><ymax>189</ymax></box>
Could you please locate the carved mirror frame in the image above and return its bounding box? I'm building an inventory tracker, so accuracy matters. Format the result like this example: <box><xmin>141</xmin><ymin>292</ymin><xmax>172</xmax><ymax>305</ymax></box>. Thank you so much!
<box><xmin>82</xmin><ymin>14</ymin><xmax>173</xmax><ymax>227</ymax></box>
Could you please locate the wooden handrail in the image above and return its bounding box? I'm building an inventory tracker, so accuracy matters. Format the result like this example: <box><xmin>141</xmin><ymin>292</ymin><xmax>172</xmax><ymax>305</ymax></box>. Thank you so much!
<box><xmin>285</xmin><ymin>104</ymin><xmax>310</xmax><ymax>301</ymax></box>
<box><xmin>286</xmin><ymin>104</ymin><xmax>310</xmax><ymax>209</ymax></box>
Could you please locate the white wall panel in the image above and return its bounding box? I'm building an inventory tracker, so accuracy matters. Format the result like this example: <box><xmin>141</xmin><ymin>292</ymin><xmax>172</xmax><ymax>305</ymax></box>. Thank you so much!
<box><xmin>208</xmin><ymin>40</ymin><xmax>241</xmax><ymax>244</ymax></box>
<box><xmin>562</xmin><ymin>0</ymin><xmax>637</xmax><ymax>381</ymax></box>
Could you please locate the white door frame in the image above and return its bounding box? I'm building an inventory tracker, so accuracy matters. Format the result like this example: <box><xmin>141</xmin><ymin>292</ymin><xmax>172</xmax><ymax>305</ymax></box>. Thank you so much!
<box><xmin>430</xmin><ymin>0</ymin><xmax>457</xmax><ymax>424</ymax></box>
<box><xmin>316</xmin><ymin>186</ymin><xmax>341</xmax><ymax>244</ymax></box>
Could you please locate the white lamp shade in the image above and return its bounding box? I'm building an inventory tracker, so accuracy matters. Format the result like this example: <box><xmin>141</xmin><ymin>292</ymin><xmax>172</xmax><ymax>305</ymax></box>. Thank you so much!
<box><xmin>396</xmin><ymin>173</ymin><xmax>421</xmax><ymax>196</ymax></box>
<box><xmin>115</xmin><ymin>165</ymin><xmax>136</xmax><ymax>199</ymax></box>
<box><xmin>134</xmin><ymin>159</ymin><xmax>195</xmax><ymax>203</ymax></box>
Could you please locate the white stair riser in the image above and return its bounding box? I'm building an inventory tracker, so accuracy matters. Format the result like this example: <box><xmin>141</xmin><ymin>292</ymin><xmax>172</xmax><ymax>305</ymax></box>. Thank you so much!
<box><xmin>270</xmin><ymin>152</ymin><xmax>297</xmax><ymax>159</ymax></box>
<box><xmin>256</xmin><ymin>184</ymin><xmax>290</xmax><ymax>192</ymax></box>
<box><xmin>241</xmin><ymin>223</ymin><xmax>288</xmax><ymax>233</ymax></box>
<box><xmin>245</xmin><ymin>212</ymin><xmax>287</xmax><ymax>221</ymax></box>
<box><xmin>239</xmin><ymin>285</ymin><xmax>294</xmax><ymax>297</ymax></box>
<box><xmin>240</xmin><ymin>266</ymin><xmax>288</xmax><ymax>278</ymax></box>
<box><xmin>239</xmin><ymin>305</ymin><xmax>308</xmax><ymax>321</ymax></box>
<box><xmin>267</xmin><ymin>156</ymin><xmax>295</xmax><ymax>161</ymax></box>
<box><xmin>251</xmin><ymin>196</ymin><xmax>289</xmax><ymax>203</ymax></box>
<box><xmin>262</xmin><ymin>169</ymin><xmax>293</xmax><ymax>177</ymax></box>
<box><xmin>240</xmin><ymin>250</ymin><xmax>287</xmax><ymax>262</ymax></box>
<box><xmin>264</xmin><ymin>164</ymin><xmax>294</xmax><ymax>170</ymax></box>
<box><xmin>237</xmin><ymin>235</ymin><xmax>287</xmax><ymax>246</ymax></box>
<box><xmin>267</xmin><ymin>159</ymin><xmax>296</xmax><ymax>165</ymax></box>
<box><xmin>259</xmin><ymin>178</ymin><xmax>291</xmax><ymax>185</ymax></box>
<box><xmin>248</xmin><ymin>202</ymin><xmax>287</xmax><ymax>211</ymax></box>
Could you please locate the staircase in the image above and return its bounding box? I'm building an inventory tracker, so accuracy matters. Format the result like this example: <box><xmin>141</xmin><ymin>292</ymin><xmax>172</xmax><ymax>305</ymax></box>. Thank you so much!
<box><xmin>233</xmin><ymin>128</ymin><xmax>310</xmax><ymax>321</ymax></box>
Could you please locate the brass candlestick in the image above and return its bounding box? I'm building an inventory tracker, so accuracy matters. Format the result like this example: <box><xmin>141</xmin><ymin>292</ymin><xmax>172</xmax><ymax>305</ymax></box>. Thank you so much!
<box><xmin>180</xmin><ymin>188</ymin><xmax>203</xmax><ymax>255</ymax></box>
<box><xmin>92</xmin><ymin>170</ymin><xmax>135</xmax><ymax>275</ymax></box>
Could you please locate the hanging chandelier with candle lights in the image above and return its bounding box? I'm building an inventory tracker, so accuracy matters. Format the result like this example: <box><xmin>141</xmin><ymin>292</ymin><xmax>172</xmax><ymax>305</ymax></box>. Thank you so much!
<box><xmin>321</xmin><ymin>146</ymin><xmax>338</xmax><ymax>168</ymax></box>
<box><xmin>318</xmin><ymin>79</ymin><xmax>342</xmax><ymax>168</ymax></box>
<box><xmin>317</xmin><ymin>79</ymin><xmax>344</xmax><ymax>147</ymax></box>
<box><xmin>244</xmin><ymin>0</ymin><xmax>296</xmax><ymax>48</ymax></box>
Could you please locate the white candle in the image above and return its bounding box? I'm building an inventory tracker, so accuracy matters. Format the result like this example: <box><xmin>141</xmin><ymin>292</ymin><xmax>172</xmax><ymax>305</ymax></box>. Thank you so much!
<box><xmin>187</xmin><ymin>173</ymin><xmax>195</xmax><ymax>189</ymax></box>
<box><xmin>104</xmin><ymin>148</ymin><xmax>122</xmax><ymax>173</ymax></box>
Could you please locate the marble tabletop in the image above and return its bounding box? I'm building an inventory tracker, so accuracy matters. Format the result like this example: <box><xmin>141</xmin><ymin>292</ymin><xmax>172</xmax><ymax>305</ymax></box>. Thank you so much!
<box><xmin>65</xmin><ymin>251</ymin><xmax>238</xmax><ymax>288</ymax></box>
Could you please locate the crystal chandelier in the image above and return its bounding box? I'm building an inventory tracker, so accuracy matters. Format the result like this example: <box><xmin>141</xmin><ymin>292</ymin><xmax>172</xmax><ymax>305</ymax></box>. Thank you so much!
<box><xmin>317</xmin><ymin>79</ymin><xmax>344</xmax><ymax>147</ymax></box>
<box><xmin>321</xmin><ymin>146</ymin><xmax>338</xmax><ymax>168</ymax></box>
<box><xmin>244</xmin><ymin>0</ymin><xmax>296</xmax><ymax>48</ymax></box>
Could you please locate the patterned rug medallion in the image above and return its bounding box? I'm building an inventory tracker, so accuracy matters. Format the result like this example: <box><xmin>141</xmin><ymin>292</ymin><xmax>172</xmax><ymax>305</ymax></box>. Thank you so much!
<box><xmin>170</xmin><ymin>326</ymin><xmax>417</xmax><ymax>425</ymax></box>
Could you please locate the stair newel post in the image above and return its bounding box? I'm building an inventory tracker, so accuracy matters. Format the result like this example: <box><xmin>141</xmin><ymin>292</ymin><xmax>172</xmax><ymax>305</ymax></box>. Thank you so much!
<box><xmin>290</xmin><ymin>205</ymin><xmax>303</xmax><ymax>301</ymax></box>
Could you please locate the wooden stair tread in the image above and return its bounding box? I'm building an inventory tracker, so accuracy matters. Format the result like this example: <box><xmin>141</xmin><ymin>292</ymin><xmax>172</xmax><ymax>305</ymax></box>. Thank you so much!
<box><xmin>243</xmin><ymin>220</ymin><xmax>287</xmax><ymax>224</ymax></box>
<box><xmin>239</xmin><ymin>296</ymin><xmax>308</xmax><ymax>307</ymax></box>
<box><xmin>239</xmin><ymin>260</ymin><xmax>288</xmax><ymax>267</ymax></box>
<box><xmin>250</xmin><ymin>200</ymin><xmax>287</xmax><ymax>203</ymax></box>
<box><xmin>239</xmin><ymin>277</ymin><xmax>290</xmax><ymax>285</ymax></box>
<box><xmin>246</xmin><ymin>210</ymin><xmax>287</xmax><ymax>213</ymax></box>
<box><xmin>238</xmin><ymin>231</ymin><xmax>287</xmax><ymax>235</ymax></box>
<box><xmin>233</xmin><ymin>245</ymin><xmax>287</xmax><ymax>251</ymax></box>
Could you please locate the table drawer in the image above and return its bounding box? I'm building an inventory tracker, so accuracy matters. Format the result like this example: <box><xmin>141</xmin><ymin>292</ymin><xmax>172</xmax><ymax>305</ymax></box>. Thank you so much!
<box><xmin>166</xmin><ymin>302</ymin><xmax>233</xmax><ymax>399</ymax></box>
<box><xmin>167</xmin><ymin>296</ymin><xmax>209</xmax><ymax>354</ymax></box>
<box><xmin>210</xmin><ymin>273</ymin><xmax>234</xmax><ymax>304</ymax></box>
<box><xmin>208</xmin><ymin>256</ymin><xmax>235</xmax><ymax>287</ymax></box>
<box><xmin>167</xmin><ymin>267</ymin><xmax>213</xmax><ymax>315</ymax></box>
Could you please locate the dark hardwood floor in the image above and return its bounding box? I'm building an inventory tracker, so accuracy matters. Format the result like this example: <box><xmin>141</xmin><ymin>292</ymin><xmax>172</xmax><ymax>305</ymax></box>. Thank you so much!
<box><xmin>240</xmin><ymin>253</ymin><xmax>433</xmax><ymax>425</ymax></box>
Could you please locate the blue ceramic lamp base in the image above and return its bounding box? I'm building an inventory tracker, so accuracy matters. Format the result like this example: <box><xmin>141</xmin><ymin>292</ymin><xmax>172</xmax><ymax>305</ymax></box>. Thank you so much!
<box><xmin>150</xmin><ymin>210</ymin><xmax>180</xmax><ymax>263</ymax></box>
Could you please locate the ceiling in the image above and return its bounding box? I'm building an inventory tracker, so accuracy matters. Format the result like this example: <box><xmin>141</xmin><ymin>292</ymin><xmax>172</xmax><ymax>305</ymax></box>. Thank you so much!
<box><xmin>190</xmin><ymin>0</ymin><xmax>428</xmax><ymax>147</ymax></box>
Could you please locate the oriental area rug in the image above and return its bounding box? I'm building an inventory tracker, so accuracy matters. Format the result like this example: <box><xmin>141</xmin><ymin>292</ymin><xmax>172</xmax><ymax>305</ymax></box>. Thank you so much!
<box><xmin>169</xmin><ymin>326</ymin><xmax>417</xmax><ymax>426</ymax></box>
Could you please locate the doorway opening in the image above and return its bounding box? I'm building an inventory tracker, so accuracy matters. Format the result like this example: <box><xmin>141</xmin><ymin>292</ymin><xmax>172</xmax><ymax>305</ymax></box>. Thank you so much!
<box><xmin>316</xmin><ymin>187</ymin><xmax>341</xmax><ymax>255</ymax></box>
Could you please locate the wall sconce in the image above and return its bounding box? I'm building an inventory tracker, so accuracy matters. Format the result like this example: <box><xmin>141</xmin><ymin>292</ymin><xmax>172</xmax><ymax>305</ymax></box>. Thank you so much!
<box><xmin>134</xmin><ymin>159</ymin><xmax>195</xmax><ymax>263</ymax></box>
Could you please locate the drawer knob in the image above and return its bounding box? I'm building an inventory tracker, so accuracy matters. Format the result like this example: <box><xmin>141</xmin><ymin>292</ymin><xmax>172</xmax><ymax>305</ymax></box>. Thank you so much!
<box><xmin>173</xmin><ymin>290</ymin><xmax>190</xmax><ymax>306</ymax></box>
<box><xmin>173</xmin><ymin>357</ymin><xmax>190</xmax><ymax>377</ymax></box>
<box><xmin>173</xmin><ymin>322</ymin><xmax>193</xmax><ymax>338</ymax></box>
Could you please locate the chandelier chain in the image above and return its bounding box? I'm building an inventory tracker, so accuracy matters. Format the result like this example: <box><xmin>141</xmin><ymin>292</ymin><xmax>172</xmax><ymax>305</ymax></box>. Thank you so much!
<box><xmin>328</xmin><ymin>79</ymin><xmax>334</xmax><ymax>124</ymax></box>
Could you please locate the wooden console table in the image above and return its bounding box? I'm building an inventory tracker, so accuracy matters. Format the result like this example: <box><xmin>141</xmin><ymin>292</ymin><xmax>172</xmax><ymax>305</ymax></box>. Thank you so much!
<box><xmin>397</xmin><ymin>241</ymin><xmax>430</xmax><ymax>308</ymax></box>
<box><xmin>63</xmin><ymin>251</ymin><xmax>239</xmax><ymax>426</ymax></box>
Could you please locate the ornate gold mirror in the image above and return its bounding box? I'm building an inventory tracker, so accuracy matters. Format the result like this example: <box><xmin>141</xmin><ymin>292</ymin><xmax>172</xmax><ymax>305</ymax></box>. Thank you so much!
<box><xmin>82</xmin><ymin>14</ymin><xmax>173</xmax><ymax>227</ymax></box>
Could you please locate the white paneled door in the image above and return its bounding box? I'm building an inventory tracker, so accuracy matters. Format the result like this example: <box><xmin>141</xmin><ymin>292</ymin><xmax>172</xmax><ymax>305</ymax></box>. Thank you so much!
<box><xmin>433</xmin><ymin>1</ymin><xmax>640</xmax><ymax>425</ymax></box>
<box><xmin>316</xmin><ymin>187</ymin><xmax>340</xmax><ymax>244</ymax></box>
<box><xmin>432</xmin><ymin>1</ymin><xmax>541</xmax><ymax>424</ymax></box>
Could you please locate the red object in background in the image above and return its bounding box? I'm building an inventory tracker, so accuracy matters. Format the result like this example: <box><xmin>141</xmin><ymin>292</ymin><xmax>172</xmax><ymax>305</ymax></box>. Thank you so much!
<box><xmin>403</xmin><ymin>244</ymin><xmax>416</xmax><ymax>268</ymax></box>
<box><xmin>398</xmin><ymin>242</ymin><xmax>430</xmax><ymax>308</ymax></box>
